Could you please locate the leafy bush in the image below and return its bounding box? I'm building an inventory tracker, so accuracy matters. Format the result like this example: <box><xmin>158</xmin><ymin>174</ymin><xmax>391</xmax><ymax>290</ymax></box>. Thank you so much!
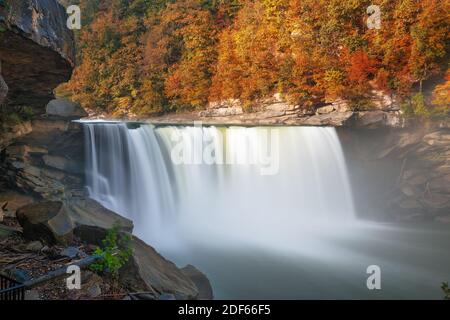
<box><xmin>90</xmin><ymin>226</ymin><xmax>133</xmax><ymax>278</ymax></box>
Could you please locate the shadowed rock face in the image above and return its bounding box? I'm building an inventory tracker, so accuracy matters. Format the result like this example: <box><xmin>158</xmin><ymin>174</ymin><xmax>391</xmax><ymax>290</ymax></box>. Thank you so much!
<box><xmin>0</xmin><ymin>0</ymin><xmax>75</xmax><ymax>107</ymax></box>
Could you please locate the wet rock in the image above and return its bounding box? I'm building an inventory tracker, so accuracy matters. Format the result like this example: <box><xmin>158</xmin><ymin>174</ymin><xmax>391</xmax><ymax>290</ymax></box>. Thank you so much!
<box><xmin>46</xmin><ymin>99</ymin><xmax>88</xmax><ymax>119</ymax></box>
<box><xmin>120</xmin><ymin>237</ymin><xmax>199</xmax><ymax>300</ymax></box>
<box><xmin>16</xmin><ymin>201</ymin><xmax>74</xmax><ymax>245</ymax></box>
<box><xmin>181</xmin><ymin>265</ymin><xmax>214</xmax><ymax>300</ymax></box>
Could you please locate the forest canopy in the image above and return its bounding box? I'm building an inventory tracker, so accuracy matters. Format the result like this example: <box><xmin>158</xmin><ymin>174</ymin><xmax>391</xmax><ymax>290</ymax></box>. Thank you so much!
<box><xmin>61</xmin><ymin>0</ymin><xmax>450</xmax><ymax>117</ymax></box>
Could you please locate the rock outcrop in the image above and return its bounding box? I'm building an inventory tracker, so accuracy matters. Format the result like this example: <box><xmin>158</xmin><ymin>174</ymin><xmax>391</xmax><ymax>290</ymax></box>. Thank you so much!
<box><xmin>120</xmin><ymin>237</ymin><xmax>200</xmax><ymax>299</ymax></box>
<box><xmin>46</xmin><ymin>99</ymin><xmax>88</xmax><ymax>119</ymax></box>
<box><xmin>341</xmin><ymin>121</ymin><xmax>450</xmax><ymax>222</ymax></box>
<box><xmin>1</xmin><ymin>117</ymin><xmax>85</xmax><ymax>199</ymax></box>
<box><xmin>150</xmin><ymin>94</ymin><xmax>407</xmax><ymax>128</ymax></box>
<box><xmin>0</xmin><ymin>0</ymin><xmax>75</xmax><ymax>108</ymax></box>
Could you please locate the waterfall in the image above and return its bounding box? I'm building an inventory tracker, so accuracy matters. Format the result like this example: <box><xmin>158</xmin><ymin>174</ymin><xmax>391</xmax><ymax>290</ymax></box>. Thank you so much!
<box><xmin>83</xmin><ymin>122</ymin><xmax>355</xmax><ymax>250</ymax></box>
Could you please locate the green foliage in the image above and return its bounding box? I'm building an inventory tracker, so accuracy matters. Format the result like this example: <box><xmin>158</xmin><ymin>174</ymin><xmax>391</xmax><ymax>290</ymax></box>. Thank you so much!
<box><xmin>442</xmin><ymin>282</ymin><xmax>450</xmax><ymax>300</ymax></box>
<box><xmin>90</xmin><ymin>226</ymin><xmax>133</xmax><ymax>278</ymax></box>
<box><xmin>411</xmin><ymin>92</ymin><xmax>428</xmax><ymax>116</ymax></box>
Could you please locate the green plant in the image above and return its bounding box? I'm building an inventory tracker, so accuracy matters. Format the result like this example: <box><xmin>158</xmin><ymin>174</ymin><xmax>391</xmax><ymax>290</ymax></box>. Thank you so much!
<box><xmin>411</xmin><ymin>92</ymin><xmax>429</xmax><ymax>116</ymax></box>
<box><xmin>90</xmin><ymin>226</ymin><xmax>133</xmax><ymax>279</ymax></box>
<box><xmin>442</xmin><ymin>282</ymin><xmax>450</xmax><ymax>300</ymax></box>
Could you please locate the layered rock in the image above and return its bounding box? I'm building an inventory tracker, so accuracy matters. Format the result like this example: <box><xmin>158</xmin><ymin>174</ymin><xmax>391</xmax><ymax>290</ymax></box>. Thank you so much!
<box><xmin>151</xmin><ymin>94</ymin><xmax>407</xmax><ymax>128</ymax></box>
<box><xmin>1</xmin><ymin>117</ymin><xmax>84</xmax><ymax>199</ymax></box>
<box><xmin>120</xmin><ymin>237</ymin><xmax>200</xmax><ymax>299</ymax></box>
<box><xmin>0</xmin><ymin>0</ymin><xmax>75</xmax><ymax>108</ymax></box>
<box><xmin>341</xmin><ymin>121</ymin><xmax>450</xmax><ymax>222</ymax></box>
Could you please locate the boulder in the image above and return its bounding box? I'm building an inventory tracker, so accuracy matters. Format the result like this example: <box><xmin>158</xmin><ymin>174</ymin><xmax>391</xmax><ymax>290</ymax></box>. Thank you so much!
<box><xmin>120</xmin><ymin>237</ymin><xmax>199</xmax><ymax>300</ymax></box>
<box><xmin>67</xmin><ymin>198</ymin><xmax>134</xmax><ymax>245</ymax></box>
<box><xmin>46</xmin><ymin>99</ymin><xmax>88</xmax><ymax>119</ymax></box>
<box><xmin>16</xmin><ymin>201</ymin><xmax>74</xmax><ymax>245</ymax></box>
<box><xmin>181</xmin><ymin>265</ymin><xmax>213</xmax><ymax>300</ymax></box>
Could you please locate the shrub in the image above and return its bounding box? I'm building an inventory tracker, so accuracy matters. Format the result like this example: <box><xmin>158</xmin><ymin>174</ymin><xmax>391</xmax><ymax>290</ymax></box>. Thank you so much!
<box><xmin>90</xmin><ymin>226</ymin><xmax>133</xmax><ymax>279</ymax></box>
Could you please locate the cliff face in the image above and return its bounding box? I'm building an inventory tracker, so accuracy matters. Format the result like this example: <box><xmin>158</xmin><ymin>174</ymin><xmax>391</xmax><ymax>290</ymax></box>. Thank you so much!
<box><xmin>0</xmin><ymin>0</ymin><xmax>75</xmax><ymax>108</ymax></box>
<box><xmin>340</xmin><ymin>121</ymin><xmax>450</xmax><ymax>223</ymax></box>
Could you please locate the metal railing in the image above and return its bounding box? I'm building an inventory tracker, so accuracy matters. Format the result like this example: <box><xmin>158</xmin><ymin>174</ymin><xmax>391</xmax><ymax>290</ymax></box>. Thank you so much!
<box><xmin>0</xmin><ymin>254</ymin><xmax>101</xmax><ymax>301</ymax></box>
<box><xmin>0</xmin><ymin>274</ymin><xmax>25</xmax><ymax>301</ymax></box>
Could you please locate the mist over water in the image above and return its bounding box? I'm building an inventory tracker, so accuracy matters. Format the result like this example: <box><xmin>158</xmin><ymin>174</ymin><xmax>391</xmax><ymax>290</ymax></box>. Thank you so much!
<box><xmin>83</xmin><ymin>122</ymin><xmax>450</xmax><ymax>299</ymax></box>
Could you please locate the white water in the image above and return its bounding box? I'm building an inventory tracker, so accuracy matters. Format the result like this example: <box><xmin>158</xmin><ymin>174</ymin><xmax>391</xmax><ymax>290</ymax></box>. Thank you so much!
<box><xmin>84</xmin><ymin>123</ymin><xmax>355</xmax><ymax>251</ymax></box>
<box><xmin>83</xmin><ymin>122</ymin><xmax>450</xmax><ymax>299</ymax></box>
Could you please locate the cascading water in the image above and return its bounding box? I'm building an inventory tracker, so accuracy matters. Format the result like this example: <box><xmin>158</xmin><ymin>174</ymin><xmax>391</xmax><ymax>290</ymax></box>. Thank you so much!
<box><xmin>84</xmin><ymin>122</ymin><xmax>355</xmax><ymax>251</ymax></box>
<box><xmin>82</xmin><ymin>122</ymin><xmax>450</xmax><ymax>299</ymax></box>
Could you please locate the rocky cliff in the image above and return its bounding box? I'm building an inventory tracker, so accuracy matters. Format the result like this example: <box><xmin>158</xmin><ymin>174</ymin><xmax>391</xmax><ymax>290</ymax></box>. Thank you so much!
<box><xmin>341</xmin><ymin>120</ymin><xmax>450</xmax><ymax>223</ymax></box>
<box><xmin>0</xmin><ymin>0</ymin><xmax>75</xmax><ymax>108</ymax></box>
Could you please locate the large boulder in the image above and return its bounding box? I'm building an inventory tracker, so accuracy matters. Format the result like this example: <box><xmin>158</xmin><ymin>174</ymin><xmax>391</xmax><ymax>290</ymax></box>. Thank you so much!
<box><xmin>120</xmin><ymin>237</ymin><xmax>200</xmax><ymax>300</ymax></box>
<box><xmin>0</xmin><ymin>0</ymin><xmax>75</xmax><ymax>107</ymax></box>
<box><xmin>66</xmin><ymin>198</ymin><xmax>134</xmax><ymax>245</ymax></box>
<box><xmin>16</xmin><ymin>201</ymin><xmax>74</xmax><ymax>245</ymax></box>
<box><xmin>46</xmin><ymin>99</ymin><xmax>88</xmax><ymax>119</ymax></box>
